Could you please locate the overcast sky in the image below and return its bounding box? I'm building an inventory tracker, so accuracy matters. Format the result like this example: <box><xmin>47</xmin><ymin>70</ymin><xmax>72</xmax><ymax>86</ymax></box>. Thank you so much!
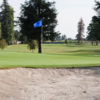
<box><xmin>0</xmin><ymin>0</ymin><xmax>97</xmax><ymax>39</ymax></box>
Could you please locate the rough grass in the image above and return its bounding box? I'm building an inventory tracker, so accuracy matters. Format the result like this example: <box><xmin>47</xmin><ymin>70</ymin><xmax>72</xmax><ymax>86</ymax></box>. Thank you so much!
<box><xmin>0</xmin><ymin>43</ymin><xmax>100</xmax><ymax>68</ymax></box>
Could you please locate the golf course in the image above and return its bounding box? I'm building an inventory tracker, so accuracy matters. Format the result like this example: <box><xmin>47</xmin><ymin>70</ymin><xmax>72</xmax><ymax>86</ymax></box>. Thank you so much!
<box><xmin>0</xmin><ymin>43</ymin><xmax>100</xmax><ymax>100</ymax></box>
<box><xmin>0</xmin><ymin>43</ymin><xmax>100</xmax><ymax>68</ymax></box>
<box><xmin>1</xmin><ymin>0</ymin><xmax>100</xmax><ymax>99</ymax></box>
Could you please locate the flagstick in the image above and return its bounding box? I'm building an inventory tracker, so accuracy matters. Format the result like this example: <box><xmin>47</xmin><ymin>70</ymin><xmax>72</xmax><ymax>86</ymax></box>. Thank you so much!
<box><xmin>41</xmin><ymin>25</ymin><xmax>43</xmax><ymax>64</ymax></box>
<box><xmin>39</xmin><ymin>19</ymin><xmax>43</xmax><ymax>53</ymax></box>
<box><xmin>41</xmin><ymin>25</ymin><xmax>43</xmax><ymax>43</ymax></box>
<box><xmin>38</xmin><ymin>27</ymin><xmax>42</xmax><ymax>53</ymax></box>
<box><xmin>39</xmin><ymin>23</ymin><xmax>43</xmax><ymax>53</ymax></box>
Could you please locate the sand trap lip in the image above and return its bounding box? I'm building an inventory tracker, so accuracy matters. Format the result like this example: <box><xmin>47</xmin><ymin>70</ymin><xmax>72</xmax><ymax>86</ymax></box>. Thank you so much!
<box><xmin>0</xmin><ymin>67</ymin><xmax>100</xmax><ymax>100</ymax></box>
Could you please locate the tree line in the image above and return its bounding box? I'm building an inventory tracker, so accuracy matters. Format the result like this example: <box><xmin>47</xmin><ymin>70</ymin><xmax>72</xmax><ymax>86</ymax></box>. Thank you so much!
<box><xmin>0</xmin><ymin>0</ymin><xmax>100</xmax><ymax>51</ymax></box>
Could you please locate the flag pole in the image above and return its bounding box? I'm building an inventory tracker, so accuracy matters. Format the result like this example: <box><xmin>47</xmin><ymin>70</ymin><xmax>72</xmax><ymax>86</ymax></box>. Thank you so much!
<box><xmin>38</xmin><ymin>26</ymin><xmax>42</xmax><ymax>53</ymax></box>
<box><xmin>40</xmin><ymin>19</ymin><xmax>43</xmax><ymax>53</ymax></box>
<box><xmin>38</xmin><ymin>20</ymin><xmax>42</xmax><ymax>53</ymax></box>
<box><xmin>41</xmin><ymin>20</ymin><xmax>43</xmax><ymax>43</ymax></box>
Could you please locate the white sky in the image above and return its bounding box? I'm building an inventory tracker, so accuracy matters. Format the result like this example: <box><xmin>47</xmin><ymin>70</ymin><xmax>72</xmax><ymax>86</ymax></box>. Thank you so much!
<box><xmin>0</xmin><ymin>0</ymin><xmax>97</xmax><ymax>39</ymax></box>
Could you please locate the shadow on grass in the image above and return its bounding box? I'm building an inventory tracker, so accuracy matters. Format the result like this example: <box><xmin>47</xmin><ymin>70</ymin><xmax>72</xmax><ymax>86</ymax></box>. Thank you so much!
<box><xmin>62</xmin><ymin>49</ymin><xmax>100</xmax><ymax>55</ymax></box>
<box><xmin>46</xmin><ymin>49</ymin><xmax>100</xmax><ymax>56</ymax></box>
<box><xmin>65</xmin><ymin>43</ymin><xmax>85</xmax><ymax>47</ymax></box>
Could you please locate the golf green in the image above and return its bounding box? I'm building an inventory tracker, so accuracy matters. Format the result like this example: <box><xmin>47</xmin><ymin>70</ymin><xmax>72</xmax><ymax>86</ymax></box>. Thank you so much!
<box><xmin>0</xmin><ymin>44</ymin><xmax>100</xmax><ymax>68</ymax></box>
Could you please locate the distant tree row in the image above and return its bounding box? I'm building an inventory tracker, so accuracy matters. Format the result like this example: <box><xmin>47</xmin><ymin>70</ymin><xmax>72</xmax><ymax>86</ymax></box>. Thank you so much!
<box><xmin>1</xmin><ymin>0</ymin><xmax>100</xmax><ymax>50</ymax></box>
<box><xmin>55</xmin><ymin>33</ymin><xmax>67</xmax><ymax>41</ymax></box>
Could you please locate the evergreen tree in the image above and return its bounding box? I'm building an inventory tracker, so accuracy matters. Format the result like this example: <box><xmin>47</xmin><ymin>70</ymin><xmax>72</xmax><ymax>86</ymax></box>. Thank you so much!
<box><xmin>0</xmin><ymin>0</ymin><xmax>14</xmax><ymax>44</ymax></box>
<box><xmin>76</xmin><ymin>18</ymin><xmax>84</xmax><ymax>43</ymax></box>
<box><xmin>94</xmin><ymin>1</ymin><xmax>100</xmax><ymax>16</ymax></box>
<box><xmin>19</xmin><ymin>0</ymin><xmax>58</xmax><ymax>53</ymax></box>
<box><xmin>87</xmin><ymin>1</ymin><xmax>100</xmax><ymax>45</ymax></box>
<box><xmin>87</xmin><ymin>16</ymin><xmax>100</xmax><ymax>45</ymax></box>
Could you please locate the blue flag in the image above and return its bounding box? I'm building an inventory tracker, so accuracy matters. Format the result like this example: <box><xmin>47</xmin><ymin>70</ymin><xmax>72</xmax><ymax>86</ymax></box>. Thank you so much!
<box><xmin>33</xmin><ymin>20</ymin><xmax>42</xmax><ymax>28</ymax></box>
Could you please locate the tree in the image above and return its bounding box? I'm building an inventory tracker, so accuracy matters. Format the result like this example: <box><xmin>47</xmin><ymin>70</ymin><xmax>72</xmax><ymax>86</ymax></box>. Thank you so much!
<box><xmin>19</xmin><ymin>0</ymin><xmax>58</xmax><ymax>53</ymax></box>
<box><xmin>19</xmin><ymin>34</ymin><xmax>28</xmax><ymax>44</ymax></box>
<box><xmin>87</xmin><ymin>16</ymin><xmax>100</xmax><ymax>45</ymax></box>
<box><xmin>61</xmin><ymin>34</ymin><xmax>67</xmax><ymax>40</ymax></box>
<box><xmin>94</xmin><ymin>0</ymin><xmax>100</xmax><ymax>16</ymax></box>
<box><xmin>55</xmin><ymin>31</ymin><xmax>61</xmax><ymax>41</ymax></box>
<box><xmin>27</xmin><ymin>40</ymin><xmax>38</xmax><ymax>53</ymax></box>
<box><xmin>0</xmin><ymin>0</ymin><xmax>14</xmax><ymax>44</ymax></box>
<box><xmin>0</xmin><ymin>39</ymin><xmax>7</xmax><ymax>50</ymax></box>
<box><xmin>76</xmin><ymin>18</ymin><xmax>84</xmax><ymax>43</ymax></box>
<box><xmin>87</xmin><ymin>1</ymin><xmax>100</xmax><ymax>45</ymax></box>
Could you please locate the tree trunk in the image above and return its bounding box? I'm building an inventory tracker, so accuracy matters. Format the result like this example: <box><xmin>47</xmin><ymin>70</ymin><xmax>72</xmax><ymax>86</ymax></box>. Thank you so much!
<box><xmin>78</xmin><ymin>40</ymin><xmax>80</xmax><ymax>44</ymax></box>
<box><xmin>96</xmin><ymin>41</ymin><xmax>98</xmax><ymax>45</ymax></box>
<box><xmin>91</xmin><ymin>41</ymin><xmax>93</xmax><ymax>45</ymax></box>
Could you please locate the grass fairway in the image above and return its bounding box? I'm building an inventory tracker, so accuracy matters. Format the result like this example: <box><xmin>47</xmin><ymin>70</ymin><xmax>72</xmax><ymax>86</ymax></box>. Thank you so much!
<box><xmin>0</xmin><ymin>44</ymin><xmax>100</xmax><ymax>68</ymax></box>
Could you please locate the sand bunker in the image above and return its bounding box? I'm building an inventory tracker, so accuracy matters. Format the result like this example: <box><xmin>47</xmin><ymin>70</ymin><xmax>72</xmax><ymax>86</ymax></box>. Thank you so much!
<box><xmin>0</xmin><ymin>67</ymin><xmax>100</xmax><ymax>100</ymax></box>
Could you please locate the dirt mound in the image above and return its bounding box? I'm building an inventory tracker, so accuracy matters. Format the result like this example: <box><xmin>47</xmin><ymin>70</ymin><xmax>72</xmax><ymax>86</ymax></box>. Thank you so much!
<box><xmin>0</xmin><ymin>67</ymin><xmax>100</xmax><ymax>100</ymax></box>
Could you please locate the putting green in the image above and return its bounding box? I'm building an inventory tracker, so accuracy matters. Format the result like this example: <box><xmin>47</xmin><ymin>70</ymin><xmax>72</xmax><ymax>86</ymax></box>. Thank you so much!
<box><xmin>0</xmin><ymin>44</ymin><xmax>100</xmax><ymax>68</ymax></box>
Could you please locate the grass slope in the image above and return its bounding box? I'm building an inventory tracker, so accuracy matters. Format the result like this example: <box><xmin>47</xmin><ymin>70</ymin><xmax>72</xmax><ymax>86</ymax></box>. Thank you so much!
<box><xmin>0</xmin><ymin>44</ymin><xmax>100</xmax><ymax>68</ymax></box>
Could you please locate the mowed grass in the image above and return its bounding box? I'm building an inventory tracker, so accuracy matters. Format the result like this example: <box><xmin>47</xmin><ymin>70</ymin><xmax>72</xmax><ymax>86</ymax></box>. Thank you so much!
<box><xmin>0</xmin><ymin>43</ymin><xmax>100</xmax><ymax>68</ymax></box>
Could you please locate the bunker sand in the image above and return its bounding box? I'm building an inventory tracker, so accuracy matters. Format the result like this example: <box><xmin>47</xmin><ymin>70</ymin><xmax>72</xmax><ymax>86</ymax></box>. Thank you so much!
<box><xmin>0</xmin><ymin>67</ymin><xmax>100</xmax><ymax>100</ymax></box>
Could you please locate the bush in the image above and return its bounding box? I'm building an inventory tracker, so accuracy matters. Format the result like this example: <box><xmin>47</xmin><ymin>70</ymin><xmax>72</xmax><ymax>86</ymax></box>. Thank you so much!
<box><xmin>0</xmin><ymin>39</ymin><xmax>7</xmax><ymax>50</ymax></box>
<box><xmin>27</xmin><ymin>40</ymin><xmax>38</xmax><ymax>52</ymax></box>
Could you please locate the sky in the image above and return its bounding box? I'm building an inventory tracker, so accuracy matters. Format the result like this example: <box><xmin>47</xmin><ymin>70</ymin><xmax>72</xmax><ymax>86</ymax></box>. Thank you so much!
<box><xmin>0</xmin><ymin>0</ymin><xmax>97</xmax><ymax>39</ymax></box>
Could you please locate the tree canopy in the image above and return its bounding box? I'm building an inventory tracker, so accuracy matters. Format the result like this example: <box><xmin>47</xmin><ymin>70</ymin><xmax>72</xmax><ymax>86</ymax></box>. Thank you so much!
<box><xmin>87</xmin><ymin>1</ymin><xmax>100</xmax><ymax>44</ymax></box>
<box><xmin>0</xmin><ymin>0</ymin><xmax>14</xmax><ymax>44</ymax></box>
<box><xmin>19</xmin><ymin>0</ymin><xmax>58</xmax><ymax>42</ymax></box>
